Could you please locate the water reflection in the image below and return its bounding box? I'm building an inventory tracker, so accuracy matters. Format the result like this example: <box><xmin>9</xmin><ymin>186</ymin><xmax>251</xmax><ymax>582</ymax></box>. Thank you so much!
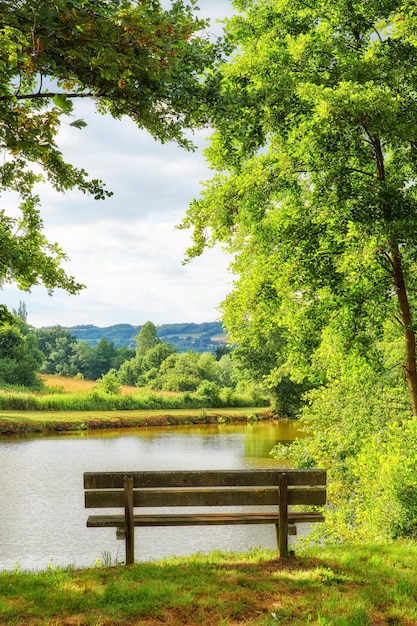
<box><xmin>0</xmin><ymin>420</ymin><xmax>305</xmax><ymax>570</ymax></box>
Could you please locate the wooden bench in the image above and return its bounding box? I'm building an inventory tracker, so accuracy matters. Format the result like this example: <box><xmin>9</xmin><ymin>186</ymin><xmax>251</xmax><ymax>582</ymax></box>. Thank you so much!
<box><xmin>84</xmin><ymin>469</ymin><xmax>326</xmax><ymax>565</ymax></box>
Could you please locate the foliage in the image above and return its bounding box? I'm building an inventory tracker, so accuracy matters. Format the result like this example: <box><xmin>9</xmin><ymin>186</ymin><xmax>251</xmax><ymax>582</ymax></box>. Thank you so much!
<box><xmin>0</xmin><ymin>315</ymin><xmax>43</xmax><ymax>387</ymax></box>
<box><xmin>135</xmin><ymin>321</ymin><xmax>160</xmax><ymax>355</ymax></box>
<box><xmin>148</xmin><ymin>350</ymin><xmax>234</xmax><ymax>392</ymax></box>
<box><xmin>117</xmin><ymin>321</ymin><xmax>177</xmax><ymax>386</ymax></box>
<box><xmin>181</xmin><ymin>0</ymin><xmax>417</xmax><ymax>414</ymax></box>
<box><xmin>0</xmin><ymin>0</ymin><xmax>218</xmax><ymax>294</ymax></box>
<box><xmin>83</xmin><ymin>337</ymin><xmax>119</xmax><ymax>380</ymax></box>
<box><xmin>224</xmin><ymin>306</ymin><xmax>310</xmax><ymax>417</ymax></box>
<box><xmin>95</xmin><ymin>369</ymin><xmax>121</xmax><ymax>395</ymax></box>
<box><xmin>36</xmin><ymin>326</ymin><xmax>79</xmax><ymax>376</ymax></box>
<box><xmin>352</xmin><ymin>419</ymin><xmax>417</xmax><ymax>540</ymax></box>
<box><xmin>0</xmin><ymin>385</ymin><xmax>262</xmax><ymax>412</ymax></box>
<box><xmin>272</xmin><ymin>353</ymin><xmax>414</xmax><ymax>541</ymax></box>
<box><xmin>195</xmin><ymin>380</ymin><xmax>221</xmax><ymax>405</ymax></box>
<box><xmin>37</xmin><ymin>326</ymin><xmax>133</xmax><ymax>380</ymax></box>
<box><xmin>115</xmin><ymin>321</ymin><xmax>242</xmax><ymax>395</ymax></box>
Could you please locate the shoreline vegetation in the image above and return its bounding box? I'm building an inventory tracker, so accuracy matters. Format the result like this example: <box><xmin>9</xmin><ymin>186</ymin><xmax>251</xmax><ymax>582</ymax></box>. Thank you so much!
<box><xmin>0</xmin><ymin>375</ymin><xmax>273</xmax><ymax>435</ymax></box>
<box><xmin>0</xmin><ymin>407</ymin><xmax>273</xmax><ymax>436</ymax></box>
<box><xmin>1</xmin><ymin>542</ymin><xmax>417</xmax><ymax>625</ymax></box>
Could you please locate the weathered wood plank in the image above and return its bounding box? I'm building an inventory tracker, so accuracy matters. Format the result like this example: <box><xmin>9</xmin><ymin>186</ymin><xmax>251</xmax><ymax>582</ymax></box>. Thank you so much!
<box><xmin>87</xmin><ymin>511</ymin><xmax>325</xmax><ymax>528</ymax></box>
<box><xmin>124</xmin><ymin>475</ymin><xmax>134</xmax><ymax>566</ymax></box>
<box><xmin>115</xmin><ymin>523</ymin><xmax>299</xmax><ymax>539</ymax></box>
<box><xmin>85</xmin><ymin>486</ymin><xmax>326</xmax><ymax>509</ymax></box>
<box><xmin>84</xmin><ymin>469</ymin><xmax>326</xmax><ymax>490</ymax></box>
<box><xmin>278</xmin><ymin>473</ymin><xmax>289</xmax><ymax>557</ymax></box>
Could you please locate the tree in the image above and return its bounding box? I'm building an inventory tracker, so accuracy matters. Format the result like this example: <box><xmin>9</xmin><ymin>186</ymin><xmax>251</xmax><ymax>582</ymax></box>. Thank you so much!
<box><xmin>85</xmin><ymin>337</ymin><xmax>118</xmax><ymax>380</ymax></box>
<box><xmin>36</xmin><ymin>325</ymin><xmax>78</xmax><ymax>376</ymax></box>
<box><xmin>151</xmin><ymin>350</ymin><xmax>222</xmax><ymax>391</ymax></box>
<box><xmin>137</xmin><ymin>341</ymin><xmax>176</xmax><ymax>385</ymax></box>
<box><xmin>135</xmin><ymin>321</ymin><xmax>160</xmax><ymax>356</ymax></box>
<box><xmin>12</xmin><ymin>300</ymin><xmax>28</xmax><ymax>322</ymax></box>
<box><xmin>116</xmin><ymin>321</ymin><xmax>176</xmax><ymax>386</ymax></box>
<box><xmin>0</xmin><ymin>316</ymin><xmax>43</xmax><ymax>386</ymax></box>
<box><xmin>96</xmin><ymin>369</ymin><xmax>121</xmax><ymax>395</ymax></box>
<box><xmin>0</xmin><ymin>0</ymin><xmax>218</xmax><ymax>294</ymax></box>
<box><xmin>152</xmin><ymin>351</ymin><xmax>202</xmax><ymax>391</ymax></box>
<box><xmin>181</xmin><ymin>0</ymin><xmax>417</xmax><ymax>414</ymax></box>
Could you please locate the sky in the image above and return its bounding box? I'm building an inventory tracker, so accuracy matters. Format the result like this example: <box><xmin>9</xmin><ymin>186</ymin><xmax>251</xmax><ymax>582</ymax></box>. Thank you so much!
<box><xmin>1</xmin><ymin>1</ymin><xmax>236</xmax><ymax>329</ymax></box>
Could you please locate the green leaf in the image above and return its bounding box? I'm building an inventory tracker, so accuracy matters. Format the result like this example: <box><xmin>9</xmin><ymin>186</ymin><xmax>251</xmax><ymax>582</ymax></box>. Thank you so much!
<box><xmin>69</xmin><ymin>119</ymin><xmax>87</xmax><ymax>129</ymax></box>
<box><xmin>52</xmin><ymin>93</ymin><xmax>73</xmax><ymax>113</ymax></box>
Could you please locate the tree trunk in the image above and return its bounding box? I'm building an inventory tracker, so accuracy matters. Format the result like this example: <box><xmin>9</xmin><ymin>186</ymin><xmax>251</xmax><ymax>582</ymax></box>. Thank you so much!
<box><xmin>391</xmin><ymin>243</ymin><xmax>417</xmax><ymax>416</ymax></box>
<box><xmin>370</xmin><ymin>133</ymin><xmax>417</xmax><ymax>415</ymax></box>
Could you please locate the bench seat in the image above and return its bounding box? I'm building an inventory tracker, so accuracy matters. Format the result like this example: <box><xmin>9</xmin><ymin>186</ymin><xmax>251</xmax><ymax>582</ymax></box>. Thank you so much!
<box><xmin>84</xmin><ymin>469</ymin><xmax>327</xmax><ymax>564</ymax></box>
<box><xmin>87</xmin><ymin>511</ymin><xmax>325</xmax><ymax>527</ymax></box>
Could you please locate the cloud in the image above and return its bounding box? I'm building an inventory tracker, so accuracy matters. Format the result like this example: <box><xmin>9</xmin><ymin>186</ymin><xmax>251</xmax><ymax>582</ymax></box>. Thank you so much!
<box><xmin>0</xmin><ymin>1</ymin><xmax>236</xmax><ymax>328</ymax></box>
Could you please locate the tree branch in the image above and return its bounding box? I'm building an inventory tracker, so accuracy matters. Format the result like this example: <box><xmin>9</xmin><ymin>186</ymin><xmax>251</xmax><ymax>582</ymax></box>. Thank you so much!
<box><xmin>346</xmin><ymin>167</ymin><xmax>377</xmax><ymax>179</ymax></box>
<box><xmin>0</xmin><ymin>91</ymin><xmax>94</xmax><ymax>102</ymax></box>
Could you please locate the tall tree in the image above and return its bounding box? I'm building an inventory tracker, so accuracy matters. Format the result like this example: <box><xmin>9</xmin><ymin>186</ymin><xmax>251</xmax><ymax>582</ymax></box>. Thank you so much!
<box><xmin>182</xmin><ymin>0</ymin><xmax>417</xmax><ymax>414</ymax></box>
<box><xmin>86</xmin><ymin>337</ymin><xmax>118</xmax><ymax>380</ymax></box>
<box><xmin>135</xmin><ymin>321</ymin><xmax>160</xmax><ymax>356</ymax></box>
<box><xmin>0</xmin><ymin>0</ymin><xmax>217</xmax><ymax>294</ymax></box>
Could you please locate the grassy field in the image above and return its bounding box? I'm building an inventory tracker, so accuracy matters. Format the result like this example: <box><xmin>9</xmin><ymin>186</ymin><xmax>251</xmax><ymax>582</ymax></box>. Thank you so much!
<box><xmin>39</xmin><ymin>375</ymin><xmax>181</xmax><ymax>396</ymax></box>
<box><xmin>0</xmin><ymin>406</ymin><xmax>268</xmax><ymax>433</ymax></box>
<box><xmin>1</xmin><ymin>542</ymin><xmax>416</xmax><ymax>625</ymax></box>
<box><xmin>0</xmin><ymin>374</ymin><xmax>270</xmax><ymax>434</ymax></box>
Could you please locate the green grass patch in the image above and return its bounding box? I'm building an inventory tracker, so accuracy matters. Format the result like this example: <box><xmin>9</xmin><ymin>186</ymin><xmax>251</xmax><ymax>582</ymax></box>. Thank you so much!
<box><xmin>1</xmin><ymin>542</ymin><xmax>417</xmax><ymax>625</ymax></box>
<box><xmin>0</xmin><ymin>407</ymin><xmax>272</xmax><ymax>435</ymax></box>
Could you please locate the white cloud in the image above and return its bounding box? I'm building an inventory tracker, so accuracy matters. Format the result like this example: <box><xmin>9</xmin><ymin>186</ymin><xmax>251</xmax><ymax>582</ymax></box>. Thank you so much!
<box><xmin>1</xmin><ymin>2</ymin><xmax>237</xmax><ymax>328</ymax></box>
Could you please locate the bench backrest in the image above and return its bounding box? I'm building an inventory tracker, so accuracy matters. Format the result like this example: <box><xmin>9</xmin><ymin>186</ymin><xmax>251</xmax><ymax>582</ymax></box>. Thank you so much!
<box><xmin>84</xmin><ymin>469</ymin><xmax>326</xmax><ymax>509</ymax></box>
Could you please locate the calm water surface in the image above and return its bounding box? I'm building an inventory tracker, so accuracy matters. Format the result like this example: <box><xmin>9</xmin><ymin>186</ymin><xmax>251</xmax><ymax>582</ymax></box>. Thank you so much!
<box><xmin>0</xmin><ymin>420</ymin><xmax>304</xmax><ymax>570</ymax></box>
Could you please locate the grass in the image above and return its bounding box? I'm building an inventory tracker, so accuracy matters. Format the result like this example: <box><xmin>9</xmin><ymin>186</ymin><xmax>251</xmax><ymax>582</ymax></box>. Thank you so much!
<box><xmin>39</xmin><ymin>375</ymin><xmax>181</xmax><ymax>396</ymax></box>
<box><xmin>0</xmin><ymin>406</ymin><xmax>269</xmax><ymax>435</ymax></box>
<box><xmin>0</xmin><ymin>374</ymin><xmax>271</xmax><ymax>434</ymax></box>
<box><xmin>1</xmin><ymin>542</ymin><xmax>417</xmax><ymax>625</ymax></box>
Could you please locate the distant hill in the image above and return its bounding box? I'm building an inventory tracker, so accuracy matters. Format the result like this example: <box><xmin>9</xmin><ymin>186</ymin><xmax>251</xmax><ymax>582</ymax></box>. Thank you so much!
<box><xmin>62</xmin><ymin>322</ymin><xmax>227</xmax><ymax>354</ymax></box>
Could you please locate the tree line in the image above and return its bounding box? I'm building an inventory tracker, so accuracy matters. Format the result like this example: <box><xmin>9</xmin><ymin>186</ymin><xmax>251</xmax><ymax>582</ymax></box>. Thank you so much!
<box><xmin>0</xmin><ymin>312</ymin><xmax>267</xmax><ymax>408</ymax></box>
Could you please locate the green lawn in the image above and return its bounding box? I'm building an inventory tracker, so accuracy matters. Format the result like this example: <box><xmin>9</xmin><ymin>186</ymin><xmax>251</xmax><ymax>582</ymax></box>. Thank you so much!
<box><xmin>1</xmin><ymin>542</ymin><xmax>416</xmax><ymax>625</ymax></box>
<box><xmin>0</xmin><ymin>407</ymin><xmax>270</xmax><ymax>435</ymax></box>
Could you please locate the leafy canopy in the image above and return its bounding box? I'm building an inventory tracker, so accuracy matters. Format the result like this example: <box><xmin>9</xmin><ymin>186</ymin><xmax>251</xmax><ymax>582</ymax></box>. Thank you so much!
<box><xmin>0</xmin><ymin>0</ymin><xmax>217</xmax><ymax>294</ymax></box>
<box><xmin>181</xmin><ymin>0</ymin><xmax>417</xmax><ymax>412</ymax></box>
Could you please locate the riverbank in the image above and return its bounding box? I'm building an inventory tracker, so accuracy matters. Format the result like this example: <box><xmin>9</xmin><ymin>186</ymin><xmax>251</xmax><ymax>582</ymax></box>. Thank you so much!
<box><xmin>0</xmin><ymin>407</ymin><xmax>274</xmax><ymax>435</ymax></box>
<box><xmin>1</xmin><ymin>541</ymin><xmax>416</xmax><ymax>625</ymax></box>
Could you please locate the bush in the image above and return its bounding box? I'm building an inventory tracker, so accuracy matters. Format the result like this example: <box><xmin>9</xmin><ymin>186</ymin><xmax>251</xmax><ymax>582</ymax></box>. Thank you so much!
<box><xmin>352</xmin><ymin>419</ymin><xmax>417</xmax><ymax>540</ymax></box>
<box><xmin>95</xmin><ymin>370</ymin><xmax>121</xmax><ymax>395</ymax></box>
<box><xmin>195</xmin><ymin>381</ymin><xmax>221</xmax><ymax>406</ymax></box>
<box><xmin>271</xmin><ymin>358</ymin><xmax>413</xmax><ymax>542</ymax></box>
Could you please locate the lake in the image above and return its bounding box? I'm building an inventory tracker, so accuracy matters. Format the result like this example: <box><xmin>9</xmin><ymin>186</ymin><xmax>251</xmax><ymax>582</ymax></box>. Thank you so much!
<box><xmin>0</xmin><ymin>420</ymin><xmax>305</xmax><ymax>570</ymax></box>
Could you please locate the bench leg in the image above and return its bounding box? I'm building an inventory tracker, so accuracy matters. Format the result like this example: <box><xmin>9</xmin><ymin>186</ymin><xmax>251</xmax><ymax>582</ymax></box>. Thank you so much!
<box><xmin>124</xmin><ymin>475</ymin><xmax>135</xmax><ymax>565</ymax></box>
<box><xmin>278</xmin><ymin>473</ymin><xmax>289</xmax><ymax>558</ymax></box>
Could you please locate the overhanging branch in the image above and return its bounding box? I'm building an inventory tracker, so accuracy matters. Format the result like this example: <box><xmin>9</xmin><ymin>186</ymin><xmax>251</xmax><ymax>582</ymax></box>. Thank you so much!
<box><xmin>0</xmin><ymin>91</ymin><xmax>94</xmax><ymax>102</ymax></box>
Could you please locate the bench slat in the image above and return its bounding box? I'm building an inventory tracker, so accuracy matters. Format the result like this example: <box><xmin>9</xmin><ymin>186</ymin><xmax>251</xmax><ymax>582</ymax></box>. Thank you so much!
<box><xmin>84</xmin><ymin>469</ymin><xmax>326</xmax><ymax>490</ymax></box>
<box><xmin>85</xmin><ymin>486</ymin><xmax>326</xmax><ymax>508</ymax></box>
<box><xmin>84</xmin><ymin>469</ymin><xmax>327</xmax><ymax>563</ymax></box>
<box><xmin>87</xmin><ymin>511</ymin><xmax>325</xmax><ymax>528</ymax></box>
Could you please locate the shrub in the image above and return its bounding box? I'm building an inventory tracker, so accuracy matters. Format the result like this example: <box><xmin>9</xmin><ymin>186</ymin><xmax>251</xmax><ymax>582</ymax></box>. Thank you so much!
<box><xmin>95</xmin><ymin>371</ymin><xmax>121</xmax><ymax>395</ymax></box>
<box><xmin>272</xmin><ymin>358</ymin><xmax>413</xmax><ymax>542</ymax></box>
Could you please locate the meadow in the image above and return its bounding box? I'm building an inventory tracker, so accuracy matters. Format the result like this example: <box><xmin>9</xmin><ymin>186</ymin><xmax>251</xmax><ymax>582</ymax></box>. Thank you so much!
<box><xmin>0</xmin><ymin>375</ymin><xmax>271</xmax><ymax>435</ymax></box>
